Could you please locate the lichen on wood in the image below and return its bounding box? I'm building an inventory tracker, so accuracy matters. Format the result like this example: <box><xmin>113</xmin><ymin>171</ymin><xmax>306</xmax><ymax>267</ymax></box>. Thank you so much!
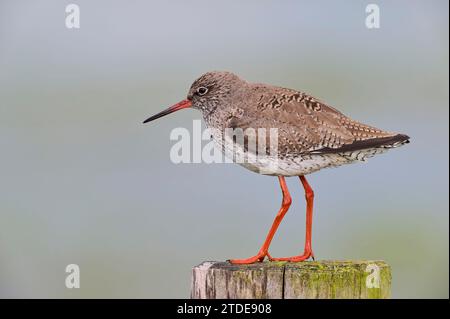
<box><xmin>191</xmin><ymin>260</ymin><xmax>391</xmax><ymax>299</ymax></box>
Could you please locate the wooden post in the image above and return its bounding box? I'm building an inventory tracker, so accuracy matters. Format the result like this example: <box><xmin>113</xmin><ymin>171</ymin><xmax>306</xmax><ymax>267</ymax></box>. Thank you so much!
<box><xmin>191</xmin><ymin>260</ymin><xmax>391</xmax><ymax>299</ymax></box>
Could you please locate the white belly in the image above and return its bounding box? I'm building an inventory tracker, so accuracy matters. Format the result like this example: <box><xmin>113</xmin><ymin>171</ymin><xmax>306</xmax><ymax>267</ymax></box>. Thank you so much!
<box><xmin>213</xmin><ymin>129</ymin><xmax>389</xmax><ymax>176</ymax></box>
<box><xmin>236</xmin><ymin>153</ymin><xmax>347</xmax><ymax>176</ymax></box>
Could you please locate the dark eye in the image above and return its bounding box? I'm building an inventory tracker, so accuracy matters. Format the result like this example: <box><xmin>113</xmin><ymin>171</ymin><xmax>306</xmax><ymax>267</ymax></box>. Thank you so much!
<box><xmin>196</xmin><ymin>87</ymin><xmax>208</xmax><ymax>96</ymax></box>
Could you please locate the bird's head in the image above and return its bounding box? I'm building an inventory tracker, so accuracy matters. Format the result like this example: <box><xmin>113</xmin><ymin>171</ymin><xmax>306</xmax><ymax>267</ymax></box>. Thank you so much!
<box><xmin>143</xmin><ymin>71</ymin><xmax>244</xmax><ymax>123</ymax></box>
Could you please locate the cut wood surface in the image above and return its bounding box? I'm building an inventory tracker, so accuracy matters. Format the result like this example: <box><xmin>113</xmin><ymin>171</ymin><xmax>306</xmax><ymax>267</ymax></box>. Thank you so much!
<box><xmin>191</xmin><ymin>260</ymin><xmax>391</xmax><ymax>299</ymax></box>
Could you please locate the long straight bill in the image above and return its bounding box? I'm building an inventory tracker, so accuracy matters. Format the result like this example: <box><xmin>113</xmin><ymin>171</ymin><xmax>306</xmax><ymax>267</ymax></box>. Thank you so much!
<box><xmin>143</xmin><ymin>99</ymin><xmax>192</xmax><ymax>123</ymax></box>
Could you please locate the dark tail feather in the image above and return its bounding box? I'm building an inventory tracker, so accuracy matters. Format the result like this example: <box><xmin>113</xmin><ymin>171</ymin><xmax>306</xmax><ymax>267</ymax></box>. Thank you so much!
<box><xmin>311</xmin><ymin>134</ymin><xmax>410</xmax><ymax>154</ymax></box>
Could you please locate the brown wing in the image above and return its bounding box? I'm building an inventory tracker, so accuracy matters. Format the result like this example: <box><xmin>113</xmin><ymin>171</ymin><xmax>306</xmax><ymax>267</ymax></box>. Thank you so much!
<box><xmin>224</xmin><ymin>85</ymin><xmax>407</xmax><ymax>156</ymax></box>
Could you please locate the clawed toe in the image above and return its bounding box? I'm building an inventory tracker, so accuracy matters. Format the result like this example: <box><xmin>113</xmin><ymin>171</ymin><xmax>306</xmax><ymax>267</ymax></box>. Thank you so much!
<box><xmin>229</xmin><ymin>252</ymin><xmax>267</xmax><ymax>264</ymax></box>
<box><xmin>268</xmin><ymin>250</ymin><xmax>314</xmax><ymax>262</ymax></box>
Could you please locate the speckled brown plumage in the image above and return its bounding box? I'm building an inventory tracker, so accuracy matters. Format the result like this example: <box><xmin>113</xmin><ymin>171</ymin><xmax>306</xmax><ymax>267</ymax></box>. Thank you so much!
<box><xmin>183</xmin><ymin>71</ymin><xmax>409</xmax><ymax>176</ymax></box>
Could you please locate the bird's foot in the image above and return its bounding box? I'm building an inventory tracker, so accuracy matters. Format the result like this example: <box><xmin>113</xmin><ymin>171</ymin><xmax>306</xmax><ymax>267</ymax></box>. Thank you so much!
<box><xmin>228</xmin><ymin>251</ymin><xmax>267</xmax><ymax>264</ymax></box>
<box><xmin>267</xmin><ymin>249</ymin><xmax>315</xmax><ymax>262</ymax></box>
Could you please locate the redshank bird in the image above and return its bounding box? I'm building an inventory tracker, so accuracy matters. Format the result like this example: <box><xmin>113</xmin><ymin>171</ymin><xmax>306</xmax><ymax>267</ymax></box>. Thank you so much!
<box><xmin>143</xmin><ymin>71</ymin><xmax>409</xmax><ymax>264</ymax></box>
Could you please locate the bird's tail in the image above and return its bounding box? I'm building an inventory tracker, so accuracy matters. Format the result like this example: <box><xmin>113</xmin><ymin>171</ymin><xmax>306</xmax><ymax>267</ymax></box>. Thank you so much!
<box><xmin>377</xmin><ymin>133</ymin><xmax>410</xmax><ymax>149</ymax></box>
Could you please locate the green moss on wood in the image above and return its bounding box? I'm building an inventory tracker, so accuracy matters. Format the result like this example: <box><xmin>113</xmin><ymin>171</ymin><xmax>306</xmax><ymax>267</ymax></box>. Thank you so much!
<box><xmin>193</xmin><ymin>260</ymin><xmax>391</xmax><ymax>299</ymax></box>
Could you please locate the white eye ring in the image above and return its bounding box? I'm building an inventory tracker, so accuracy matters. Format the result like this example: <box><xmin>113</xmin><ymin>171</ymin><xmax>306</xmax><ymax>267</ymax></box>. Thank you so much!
<box><xmin>196</xmin><ymin>87</ymin><xmax>208</xmax><ymax>96</ymax></box>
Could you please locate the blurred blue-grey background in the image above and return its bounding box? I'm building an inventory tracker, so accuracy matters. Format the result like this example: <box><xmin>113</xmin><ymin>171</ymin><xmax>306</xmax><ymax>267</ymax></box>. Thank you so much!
<box><xmin>0</xmin><ymin>0</ymin><xmax>448</xmax><ymax>298</ymax></box>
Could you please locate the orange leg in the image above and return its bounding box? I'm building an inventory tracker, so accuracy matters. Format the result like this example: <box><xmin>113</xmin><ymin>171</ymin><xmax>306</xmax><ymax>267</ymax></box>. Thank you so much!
<box><xmin>268</xmin><ymin>175</ymin><xmax>315</xmax><ymax>262</ymax></box>
<box><xmin>229</xmin><ymin>176</ymin><xmax>292</xmax><ymax>264</ymax></box>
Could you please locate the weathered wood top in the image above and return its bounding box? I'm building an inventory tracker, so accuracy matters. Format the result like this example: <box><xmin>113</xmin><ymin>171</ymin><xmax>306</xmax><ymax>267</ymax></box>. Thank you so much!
<box><xmin>191</xmin><ymin>260</ymin><xmax>391</xmax><ymax>299</ymax></box>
